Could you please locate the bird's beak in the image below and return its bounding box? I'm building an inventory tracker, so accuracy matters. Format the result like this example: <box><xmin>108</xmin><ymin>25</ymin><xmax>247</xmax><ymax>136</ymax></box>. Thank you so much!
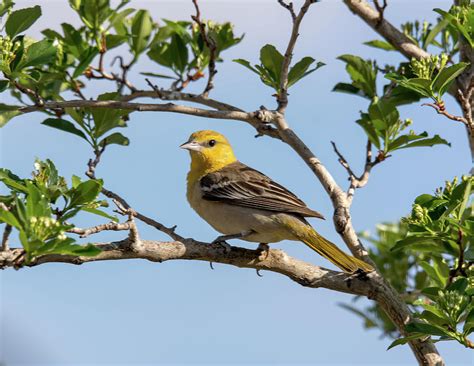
<box><xmin>180</xmin><ymin>140</ymin><xmax>202</xmax><ymax>151</ymax></box>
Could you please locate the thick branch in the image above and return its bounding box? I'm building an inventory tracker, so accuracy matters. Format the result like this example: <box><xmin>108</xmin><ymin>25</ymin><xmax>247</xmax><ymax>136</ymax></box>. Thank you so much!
<box><xmin>261</xmin><ymin>111</ymin><xmax>442</xmax><ymax>366</ymax></box>
<box><xmin>0</xmin><ymin>240</ymin><xmax>376</xmax><ymax>297</ymax></box>
<box><xmin>342</xmin><ymin>0</ymin><xmax>430</xmax><ymax>60</ymax></box>
<box><xmin>17</xmin><ymin>99</ymin><xmax>279</xmax><ymax>139</ymax></box>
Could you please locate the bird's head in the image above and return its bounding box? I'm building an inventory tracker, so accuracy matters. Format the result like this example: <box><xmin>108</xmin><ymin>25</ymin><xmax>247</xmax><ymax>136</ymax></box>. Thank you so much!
<box><xmin>180</xmin><ymin>130</ymin><xmax>237</xmax><ymax>173</ymax></box>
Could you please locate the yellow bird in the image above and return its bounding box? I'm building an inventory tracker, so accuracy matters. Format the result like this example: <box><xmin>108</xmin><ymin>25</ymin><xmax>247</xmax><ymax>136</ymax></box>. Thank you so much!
<box><xmin>181</xmin><ymin>130</ymin><xmax>373</xmax><ymax>273</ymax></box>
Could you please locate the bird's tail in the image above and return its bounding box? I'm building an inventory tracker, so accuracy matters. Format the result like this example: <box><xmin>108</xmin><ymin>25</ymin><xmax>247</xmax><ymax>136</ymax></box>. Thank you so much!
<box><xmin>285</xmin><ymin>219</ymin><xmax>373</xmax><ymax>273</ymax></box>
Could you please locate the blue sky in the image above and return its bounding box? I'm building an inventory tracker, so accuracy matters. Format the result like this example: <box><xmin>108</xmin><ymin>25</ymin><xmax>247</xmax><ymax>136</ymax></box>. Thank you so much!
<box><xmin>1</xmin><ymin>0</ymin><xmax>472</xmax><ymax>365</ymax></box>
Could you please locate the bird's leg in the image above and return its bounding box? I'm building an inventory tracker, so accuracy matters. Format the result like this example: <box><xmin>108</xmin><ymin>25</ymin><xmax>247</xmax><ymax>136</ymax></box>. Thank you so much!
<box><xmin>211</xmin><ymin>230</ymin><xmax>254</xmax><ymax>252</ymax></box>
<box><xmin>257</xmin><ymin>243</ymin><xmax>270</xmax><ymax>261</ymax></box>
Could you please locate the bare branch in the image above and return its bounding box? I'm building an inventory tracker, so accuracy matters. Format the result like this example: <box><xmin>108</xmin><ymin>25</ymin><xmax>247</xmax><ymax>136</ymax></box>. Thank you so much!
<box><xmin>18</xmin><ymin>99</ymin><xmax>280</xmax><ymax>139</ymax></box>
<box><xmin>191</xmin><ymin>0</ymin><xmax>218</xmax><ymax>96</ymax></box>
<box><xmin>278</xmin><ymin>0</ymin><xmax>296</xmax><ymax>21</ymax></box>
<box><xmin>331</xmin><ymin>141</ymin><xmax>358</xmax><ymax>178</ymax></box>
<box><xmin>123</xmin><ymin>88</ymin><xmax>243</xmax><ymax>112</ymax></box>
<box><xmin>68</xmin><ymin>221</ymin><xmax>132</xmax><ymax>238</ymax></box>
<box><xmin>4</xmin><ymin>74</ymin><xmax>44</xmax><ymax>106</ymax></box>
<box><xmin>0</xmin><ymin>240</ymin><xmax>376</xmax><ymax>297</ymax></box>
<box><xmin>422</xmin><ymin>102</ymin><xmax>469</xmax><ymax>126</ymax></box>
<box><xmin>372</xmin><ymin>0</ymin><xmax>387</xmax><ymax>25</ymax></box>
<box><xmin>262</xmin><ymin>111</ymin><xmax>442</xmax><ymax>365</ymax></box>
<box><xmin>331</xmin><ymin>140</ymin><xmax>382</xmax><ymax>204</ymax></box>
<box><xmin>2</xmin><ymin>224</ymin><xmax>12</xmax><ymax>252</ymax></box>
<box><xmin>343</xmin><ymin>0</ymin><xmax>429</xmax><ymax>60</ymax></box>
<box><xmin>277</xmin><ymin>0</ymin><xmax>317</xmax><ymax>113</ymax></box>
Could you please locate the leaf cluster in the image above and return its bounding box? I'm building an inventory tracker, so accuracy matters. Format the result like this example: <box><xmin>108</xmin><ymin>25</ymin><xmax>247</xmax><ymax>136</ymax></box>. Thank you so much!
<box><xmin>0</xmin><ymin>159</ymin><xmax>116</xmax><ymax>262</ymax></box>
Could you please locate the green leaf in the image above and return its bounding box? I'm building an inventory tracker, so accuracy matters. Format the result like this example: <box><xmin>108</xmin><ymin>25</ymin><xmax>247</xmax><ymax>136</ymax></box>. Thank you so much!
<box><xmin>333</xmin><ymin>82</ymin><xmax>364</xmax><ymax>97</ymax></box>
<box><xmin>337</xmin><ymin>54</ymin><xmax>377</xmax><ymax>98</ymax></box>
<box><xmin>41</xmin><ymin>118</ymin><xmax>88</xmax><ymax>141</ymax></box>
<box><xmin>423</xmin><ymin>17</ymin><xmax>450</xmax><ymax>49</ymax></box>
<box><xmin>446</xmin><ymin>277</ymin><xmax>468</xmax><ymax>293</ymax></box>
<box><xmin>364</xmin><ymin>40</ymin><xmax>396</xmax><ymax>51</ymax></box>
<box><xmin>0</xmin><ymin>209</ymin><xmax>21</xmax><ymax>229</ymax></box>
<box><xmin>0</xmin><ymin>80</ymin><xmax>9</xmax><ymax>93</ymax></box>
<box><xmin>432</xmin><ymin>62</ymin><xmax>469</xmax><ymax>97</ymax></box>
<box><xmin>419</xmin><ymin>261</ymin><xmax>444</xmax><ymax>287</ymax></box>
<box><xmin>463</xmin><ymin>307</ymin><xmax>474</xmax><ymax>334</ymax></box>
<box><xmin>5</xmin><ymin>5</ymin><xmax>42</xmax><ymax>37</ymax></box>
<box><xmin>18</xmin><ymin>39</ymin><xmax>57</xmax><ymax>69</ymax></box>
<box><xmin>233</xmin><ymin>59</ymin><xmax>259</xmax><ymax>74</ymax></box>
<box><xmin>356</xmin><ymin>113</ymin><xmax>381</xmax><ymax>149</ymax></box>
<box><xmin>394</xmin><ymin>134</ymin><xmax>450</xmax><ymax>150</ymax></box>
<box><xmin>387</xmin><ymin>132</ymin><xmax>450</xmax><ymax>152</ymax></box>
<box><xmin>131</xmin><ymin>9</ymin><xmax>153</xmax><ymax>55</ymax></box>
<box><xmin>170</xmin><ymin>33</ymin><xmax>189</xmax><ymax>73</ymax></box>
<box><xmin>387</xmin><ymin>333</ymin><xmax>425</xmax><ymax>350</ymax></box>
<box><xmin>260</xmin><ymin>44</ymin><xmax>284</xmax><ymax>87</ymax></box>
<box><xmin>385</xmin><ymin>74</ymin><xmax>433</xmax><ymax>98</ymax></box>
<box><xmin>0</xmin><ymin>107</ymin><xmax>20</xmax><ymax>127</ymax></box>
<box><xmin>73</xmin><ymin>47</ymin><xmax>99</xmax><ymax>78</ymax></box>
<box><xmin>82</xmin><ymin>207</ymin><xmax>118</xmax><ymax>222</ymax></box>
<box><xmin>287</xmin><ymin>57</ymin><xmax>324</xmax><ymax>87</ymax></box>
<box><xmin>69</xmin><ymin>180</ymin><xmax>102</xmax><ymax>207</ymax></box>
<box><xmin>140</xmin><ymin>72</ymin><xmax>175</xmax><ymax>80</ymax></box>
<box><xmin>71</xmin><ymin>175</ymin><xmax>82</xmax><ymax>188</ymax></box>
<box><xmin>368</xmin><ymin>99</ymin><xmax>399</xmax><ymax>131</ymax></box>
<box><xmin>391</xmin><ymin>235</ymin><xmax>441</xmax><ymax>252</ymax></box>
<box><xmin>98</xmin><ymin>132</ymin><xmax>130</xmax><ymax>147</ymax></box>
<box><xmin>90</xmin><ymin>92</ymin><xmax>127</xmax><ymax>137</ymax></box>
<box><xmin>405</xmin><ymin>322</ymin><xmax>450</xmax><ymax>337</ymax></box>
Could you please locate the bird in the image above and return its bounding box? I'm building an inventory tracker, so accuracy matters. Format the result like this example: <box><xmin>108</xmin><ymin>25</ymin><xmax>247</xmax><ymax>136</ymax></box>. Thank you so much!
<box><xmin>181</xmin><ymin>130</ymin><xmax>373</xmax><ymax>273</ymax></box>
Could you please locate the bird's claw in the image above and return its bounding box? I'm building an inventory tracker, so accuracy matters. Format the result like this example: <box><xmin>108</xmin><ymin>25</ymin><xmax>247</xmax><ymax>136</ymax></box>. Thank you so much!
<box><xmin>257</xmin><ymin>243</ymin><xmax>270</xmax><ymax>261</ymax></box>
<box><xmin>211</xmin><ymin>238</ymin><xmax>232</xmax><ymax>254</ymax></box>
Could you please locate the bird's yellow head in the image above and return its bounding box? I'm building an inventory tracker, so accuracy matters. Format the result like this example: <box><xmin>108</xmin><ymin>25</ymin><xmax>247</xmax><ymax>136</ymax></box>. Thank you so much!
<box><xmin>180</xmin><ymin>130</ymin><xmax>237</xmax><ymax>176</ymax></box>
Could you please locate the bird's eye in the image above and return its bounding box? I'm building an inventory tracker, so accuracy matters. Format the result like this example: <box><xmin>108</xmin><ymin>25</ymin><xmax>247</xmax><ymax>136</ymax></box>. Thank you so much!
<box><xmin>208</xmin><ymin>139</ymin><xmax>216</xmax><ymax>147</ymax></box>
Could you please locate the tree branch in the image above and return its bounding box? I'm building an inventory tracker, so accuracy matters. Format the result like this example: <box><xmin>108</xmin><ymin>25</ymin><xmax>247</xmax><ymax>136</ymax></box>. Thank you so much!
<box><xmin>422</xmin><ymin>102</ymin><xmax>469</xmax><ymax>126</ymax></box>
<box><xmin>331</xmin><ymin>140</ymin><xmax>382</xmax><ymax>204</ymax></box>
<box><xmin>191</xmin><ymin>0</ymin><xmax>217</xmax><ymax>97</ymax></box>
<box><xmin>258</xmin><ymin>110</ymin><xmax>442</xmax><ymax>366</ymax></box>
<box><xmin>17</xmin><ymin>99</ymin><xmax>280</xmax><ymax>139</ymax></box>
<box><xmin>68</xmin><ymin>221</ymin><xmax>132</xmax><ymax>238</ymax></box>
<box><xmin>277</xmin><ymin>0</ymin><xmax>317</xmax><ymax>113</ymax></box>
<box><xmin>342</xmin><ymin>0</ymin><xmax>430</xmax><ymax>60</ymax></box>
<box><xmin>0</xmin><ymin>239</ymin><xmax>377</xmax><ymax>297</ymax></box>
<box><xmin>2</xmin><ymin>224</ymin><xmax>12</xmax><ymax>251</ymax></box>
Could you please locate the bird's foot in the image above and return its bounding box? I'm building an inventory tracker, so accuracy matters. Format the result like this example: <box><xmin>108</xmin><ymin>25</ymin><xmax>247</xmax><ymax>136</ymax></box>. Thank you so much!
<box><xmin>256</xmin><ymin>243</ymin><xmax>270</xmax><ymax>261</ymax></box>
<box><xmin>211</xmin><ymin>236</ymin><xmax>232</xmax><ymax>254</ymax></box>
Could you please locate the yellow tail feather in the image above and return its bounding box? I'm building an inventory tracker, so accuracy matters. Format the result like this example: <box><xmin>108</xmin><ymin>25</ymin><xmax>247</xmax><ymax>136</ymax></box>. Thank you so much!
<box><xmin>284</xmin><ymin>219</ymin><xmax>373</xmax><ymax>273</ymax></box>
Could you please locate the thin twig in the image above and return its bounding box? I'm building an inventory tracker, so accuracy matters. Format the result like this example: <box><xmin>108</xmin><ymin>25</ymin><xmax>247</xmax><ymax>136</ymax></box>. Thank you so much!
<box><xmin>331</xmin><ymin>140</ymin><xmax>382</xmax><ymax>203</ymax></box>
<box><xmin>277</xmin><ymin>0</ymin><xmax>317</xmax><ymax>113</ymax></box>
<box><xmin>277</xmin><ymin>0</ymin><xmax>296</xmax><ymax>21</ymax></box>
<box><xmin>68</xmin><ymin>222</ymin><xmax>132</xmax><ymax>238</ymax></box>
<box><xmin>4</xmin><ymin>74</ymin><xmax>44</xmax><ymax>106</ymax></box>
<box><xmin>86</xmin><ymin>144</ymin><xmax>106</xmax><ymax>179</ymax></box>
<box><xmin>422</xmin><ymin>102</ymin><xmax>469</xmax><ymax>126</ymax></box>
<box><xmin>191</xmin><ymin>0</ymin><xmax>217</xmax><ymax>96</ymax></box>
<box><xmin>373</xmin><ymin>0</ymin><xmax>387</xmax><ymax>26</ymax></box>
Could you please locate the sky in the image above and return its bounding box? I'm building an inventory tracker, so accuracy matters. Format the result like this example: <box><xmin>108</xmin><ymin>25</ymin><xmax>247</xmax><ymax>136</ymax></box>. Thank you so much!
<box><xmin>0</xmin><ymin>0</ymin><xmax>473</xmax><ymax>365</ymax></box>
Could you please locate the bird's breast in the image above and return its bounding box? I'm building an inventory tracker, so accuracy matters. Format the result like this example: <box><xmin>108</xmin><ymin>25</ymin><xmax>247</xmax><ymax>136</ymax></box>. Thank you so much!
<box><xmin>186</xmin><ymin>180</ymin><xmax>299</xmax><ymax>243</ymax></box>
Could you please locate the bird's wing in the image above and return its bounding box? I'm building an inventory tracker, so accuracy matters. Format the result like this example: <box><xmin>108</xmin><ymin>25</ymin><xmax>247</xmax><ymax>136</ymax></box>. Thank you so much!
<box><xmin>199</xmin><ymin>161</ymin><xmax>324</xmax><ymax>219</ymax></box>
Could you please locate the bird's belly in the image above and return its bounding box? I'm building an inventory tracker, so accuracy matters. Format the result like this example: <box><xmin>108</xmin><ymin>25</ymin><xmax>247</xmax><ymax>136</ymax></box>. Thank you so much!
<box><xmin>188</xmin><ymin>185</ymin><xmax>297</xmax><ymax>243</ymax></box>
